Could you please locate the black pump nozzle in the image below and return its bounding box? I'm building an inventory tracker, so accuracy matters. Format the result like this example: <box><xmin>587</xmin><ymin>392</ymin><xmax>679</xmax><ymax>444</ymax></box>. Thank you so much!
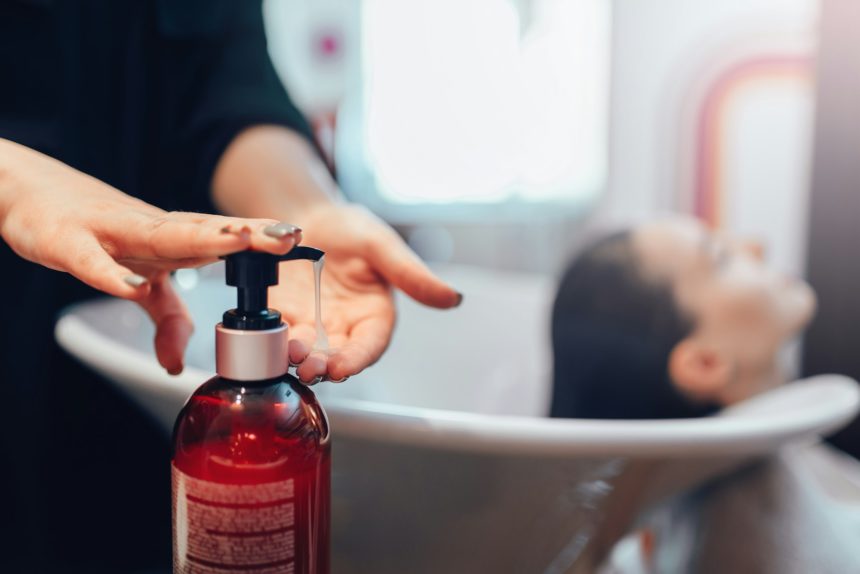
<box><xmin>220</xmin><ymin>246</ymin><xmax>325</xmax><ymax>330</ymax></box>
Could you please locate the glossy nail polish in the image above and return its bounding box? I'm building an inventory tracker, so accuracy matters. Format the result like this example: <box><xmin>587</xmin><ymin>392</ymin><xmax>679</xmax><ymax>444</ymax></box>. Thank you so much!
<box><xmin>264</xmin><ymin>222</ymin><xmax>302</xmax><ymax>238</ymax></box>
<box><xmin>123</xmin><ymin>273</ymin><xmax>148</xmax><ymax>287</ymax></box>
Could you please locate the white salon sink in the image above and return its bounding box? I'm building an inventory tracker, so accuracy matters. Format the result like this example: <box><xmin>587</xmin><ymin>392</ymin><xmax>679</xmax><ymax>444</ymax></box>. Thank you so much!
<box><xmin>55</xmin><ymin>262</ymin><xmax>860</xmax><ymax>573</ymax></box>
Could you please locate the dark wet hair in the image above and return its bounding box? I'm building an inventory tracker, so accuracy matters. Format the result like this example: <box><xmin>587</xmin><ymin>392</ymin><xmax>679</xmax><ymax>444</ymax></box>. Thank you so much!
<box><xmin>550</xmin><ymin>231</ymin><xmax>720</xmax><ymax>419</ymax></box>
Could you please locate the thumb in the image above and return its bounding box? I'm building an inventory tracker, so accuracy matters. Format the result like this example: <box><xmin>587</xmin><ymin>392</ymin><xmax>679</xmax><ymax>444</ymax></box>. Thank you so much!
<box><xmin>136</xmin><ymin>272</ymin><xmax>194</xmax><ymax>375</ymax></box>
<box><xmin>368</xmin><ymin>233</ymin><xmax>462</xmax><ymax>309</ymax></box>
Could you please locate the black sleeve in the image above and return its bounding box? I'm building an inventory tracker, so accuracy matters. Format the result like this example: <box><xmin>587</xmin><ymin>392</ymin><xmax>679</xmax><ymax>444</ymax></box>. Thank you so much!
<box><xmin>156</xmin><ymin>0</ymin><xmax>316</xmax><ymax>214</ymax></box>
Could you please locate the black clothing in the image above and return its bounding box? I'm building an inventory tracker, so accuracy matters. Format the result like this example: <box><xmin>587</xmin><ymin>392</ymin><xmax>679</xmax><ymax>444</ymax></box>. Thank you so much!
<box><xmin>0</xmin><ymin>1</ymin><xmax>312</xmax><ymax>571</ymax></box>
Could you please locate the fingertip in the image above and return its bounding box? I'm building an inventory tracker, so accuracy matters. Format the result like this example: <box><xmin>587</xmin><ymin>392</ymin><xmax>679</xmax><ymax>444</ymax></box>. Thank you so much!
<box><xmin>326</xmin><ymin>346</ymin><xmax>373</xmax><ymax>381</ymax></box>
<box><xmin>326</xmin><ymin>352</ymin><xmax>349</xmax><ymax>381</ymax></box>
<box><xmin>289</xmin><ymin>338</ymin><xmax>311</xmax><ymax>365</ymax></box>
<box><xmin>257</xmin><ymin>222</ymin><xmax>302</xmax><ymax>254</ymax></box>
<box><xmin>253</xmin><ymin>234</ymin><xmax>298</xmax><ymax>255</ymax></box>
<box><xmin>296</xmin><ymin>352</ymin><xmax>327</xmax><ymax>383</ymax></box>
<box><xmin>160</xmin><ymin>355</ymin><xmax>184</xmax><ymax>376</ymax></box>
<box><xmin>417</xmin><ymin>284</ymin><xmax>463</xmax><ymax>309</ymax></box>
<box><xmin>123</xmin><ymin>273</ymin><xmax>148</xmax><ymax>288</ymax></box>
<box><xmin>436</xmin><ymin>288</ymin><xmax>463</xmax><ymax>309</ymax></box>
<box><xmin>269</xmin><ymin>235</ymin><xmax>298</xmax><ymax>254</ymax></box>
<box><xmin>326</xmin><ymin>364</ymin><xmax>352</xmax><ymax>383</ymax></box>
<box><xmin>121</xmin><ymin>281</ymin><xmax>152</xmax><ymax>302</ymax></box>
<box><xmin>154</xmin><ymin>313</ymin><xmax>194</xmax><ymax>377</ymax></box>
<box><xmin>262</xmin><ymin>222</ymin><xmax>302</xmax><ymax>239</ymax></box>
<box><xmin>83</xmin><ymin>266</ymin><xmax>150</xmax><ymax>301</ymax></box>
<box><xmin>452</xmin><ymin>290</ymin><xmax>464</xmax><ymax>308</ymax></box>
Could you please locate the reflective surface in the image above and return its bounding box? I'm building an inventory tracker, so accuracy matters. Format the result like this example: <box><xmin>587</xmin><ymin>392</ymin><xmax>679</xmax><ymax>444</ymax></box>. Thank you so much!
<box><xmin>173</xmin><ymin>375</ymin><xmax>330</xmax><ymax>574</ymax></box>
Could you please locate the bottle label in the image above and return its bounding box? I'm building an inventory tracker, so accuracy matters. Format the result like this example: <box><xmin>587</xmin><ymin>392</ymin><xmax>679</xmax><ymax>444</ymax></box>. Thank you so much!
<box><xmin>172</xmin><ymin>463</ymin><xmax>296</xmax><ymax>574</ymax></box>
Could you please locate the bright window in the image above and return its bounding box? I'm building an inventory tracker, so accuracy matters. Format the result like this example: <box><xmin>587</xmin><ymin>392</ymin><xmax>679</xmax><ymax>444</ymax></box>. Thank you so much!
<box><xmin>338</xmin><ymin>0</ymin><xmax>611</xmax><ymax>218</ymax></box>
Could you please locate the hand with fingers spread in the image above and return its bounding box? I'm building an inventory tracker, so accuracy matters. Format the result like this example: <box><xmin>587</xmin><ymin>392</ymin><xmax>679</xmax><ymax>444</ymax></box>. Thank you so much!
<box><xmin>269</xmin><ymin>202</ymin><xmax>463</xmax><ymax>384</ymax></box>
<box><xmin>0</xmin><ymin>138</ymin><xmax>302</xmax><ymax>375</ymax></box>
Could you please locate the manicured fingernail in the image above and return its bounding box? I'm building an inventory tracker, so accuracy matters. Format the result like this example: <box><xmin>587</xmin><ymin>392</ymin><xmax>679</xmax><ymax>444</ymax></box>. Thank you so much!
<box><xmin>307</xmin><ymin>376</ymin><xmax>323</xmax><ymax>386</ymax></box>
<box><xmin>264</xmin><ymin>222</ymin><xmax>302</xmax><ymax>239</ymax></box>
<box><xmin>328</xmin><ymin>376</ymin><xmax>349</xmax><ymax>383</ymax></box>
<box><xmin>123</xmin><ymin>273</ymin><xmax>148</xmax><ymax>287</ymax></box>
<box><xmin>454</xmin><ymin>292</ymin><xmax>464</xmax><ymax>307</ymax></box>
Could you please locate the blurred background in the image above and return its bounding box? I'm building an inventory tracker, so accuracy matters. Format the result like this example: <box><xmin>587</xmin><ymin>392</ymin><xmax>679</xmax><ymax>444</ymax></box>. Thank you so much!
<box><xmin>264</xmin><ymin>0</ymin><xmax>811</xmax><ymax>272</ymax></box>
<box><xmin>38</xmin><ymin>1</ymin><xmax>860</xmax><ymax>571</ymax></box>
<box><xmin>260</xmin><ymin>0</ymin><xmax>860</xmax><ymax>453</ymax></box>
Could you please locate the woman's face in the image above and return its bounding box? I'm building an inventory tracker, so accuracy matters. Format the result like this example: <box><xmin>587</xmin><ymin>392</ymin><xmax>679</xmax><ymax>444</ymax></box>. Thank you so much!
<box><xmin>632</xmin><ymin>216</ymin><xmax>816</xmax><ymax>401</ymax></box>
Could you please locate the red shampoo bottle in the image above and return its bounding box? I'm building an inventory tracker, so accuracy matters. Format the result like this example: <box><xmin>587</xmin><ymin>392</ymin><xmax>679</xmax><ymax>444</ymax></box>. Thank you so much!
<box><xmin>172</xmin><ymin>247</ymin><xmax>330</xmax><ymax>574</ymax></box>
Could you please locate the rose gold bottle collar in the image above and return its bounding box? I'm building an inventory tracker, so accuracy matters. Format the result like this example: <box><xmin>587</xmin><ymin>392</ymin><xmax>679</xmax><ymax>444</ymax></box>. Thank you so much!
<box><xmin>215</xmin><ymin>323</ymin><xmax>289</xmax><ymax>381</ymax></box>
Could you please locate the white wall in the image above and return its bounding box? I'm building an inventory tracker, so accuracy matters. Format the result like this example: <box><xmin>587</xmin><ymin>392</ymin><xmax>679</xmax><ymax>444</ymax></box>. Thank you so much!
<box><xmin>601</xmin><ymin>0</ymin><xmax>818</xmax><ymax>275</ymax></box>
<box><xmin>263</xmin><ymin>0</ymin><xmax>819</xmax><ymax>275</ymax></box>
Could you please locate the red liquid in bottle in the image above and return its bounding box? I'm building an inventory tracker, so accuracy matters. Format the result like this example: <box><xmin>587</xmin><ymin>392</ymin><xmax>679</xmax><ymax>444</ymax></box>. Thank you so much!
<box><xmin>172</xmin><ymin>374</ymin><xmax>330</xmax><ymax>574</ymax></box>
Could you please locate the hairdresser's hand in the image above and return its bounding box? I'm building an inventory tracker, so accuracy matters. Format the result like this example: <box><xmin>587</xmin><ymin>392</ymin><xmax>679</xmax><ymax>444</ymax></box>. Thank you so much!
<box><xmin>268</xmin><ymin>203</ymin><xmax>462</xmax><ymax>383</ymax></box>
<box><xmin>0</xmin><ymin>138</ymin><xmax>301</xmax><ymax>375</ymax></box>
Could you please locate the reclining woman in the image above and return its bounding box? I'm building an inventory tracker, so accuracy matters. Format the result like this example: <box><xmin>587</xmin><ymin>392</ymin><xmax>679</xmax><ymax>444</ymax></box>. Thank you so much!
<box><xmin>551</xmin><ymin>216</ymin><xmax>816</xmax><ymax>419</ymax></box>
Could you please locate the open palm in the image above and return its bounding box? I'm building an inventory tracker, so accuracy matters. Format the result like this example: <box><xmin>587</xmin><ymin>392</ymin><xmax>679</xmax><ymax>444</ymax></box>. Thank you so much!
<box><xmin>269</xmin><ymin>203</ymin><xmax>462</xmax><ymax>383</ymax></box>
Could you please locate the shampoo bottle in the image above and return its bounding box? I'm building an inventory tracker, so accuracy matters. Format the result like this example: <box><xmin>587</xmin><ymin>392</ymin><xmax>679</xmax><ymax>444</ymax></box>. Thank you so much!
<box><xmin>172</xmin><ymin>246</ymin><xmax>330</xmax><ymax>574</ymax></box>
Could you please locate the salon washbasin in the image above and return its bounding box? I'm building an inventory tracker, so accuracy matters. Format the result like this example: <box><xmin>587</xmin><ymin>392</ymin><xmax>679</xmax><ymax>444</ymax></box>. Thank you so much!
<box><xmin>55</xmin><ymin>263</ymin><xmax>860</xmax><ymax>573</ymax></box>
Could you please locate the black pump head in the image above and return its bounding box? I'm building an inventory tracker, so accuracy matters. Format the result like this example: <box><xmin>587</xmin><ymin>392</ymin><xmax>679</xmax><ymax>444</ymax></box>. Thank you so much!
<box><xmin>220</xmin><ymin>246</ymin><xmax>325</xmax><ymax>330</ymax></box>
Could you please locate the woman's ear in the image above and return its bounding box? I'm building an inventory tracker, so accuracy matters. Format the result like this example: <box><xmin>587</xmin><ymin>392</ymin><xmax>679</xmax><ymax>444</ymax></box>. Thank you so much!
<box><xmin>668</xmin><ymin>337</ymin><xmax>733</xmax><ymax>401</ymax></box>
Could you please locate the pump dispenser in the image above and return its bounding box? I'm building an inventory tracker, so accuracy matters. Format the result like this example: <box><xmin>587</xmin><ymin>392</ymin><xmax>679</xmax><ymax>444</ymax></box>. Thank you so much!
<box><xmin>172</xmin><ymin>246</ymin><xmax>330</xmax><ymax>574</ymax></box>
